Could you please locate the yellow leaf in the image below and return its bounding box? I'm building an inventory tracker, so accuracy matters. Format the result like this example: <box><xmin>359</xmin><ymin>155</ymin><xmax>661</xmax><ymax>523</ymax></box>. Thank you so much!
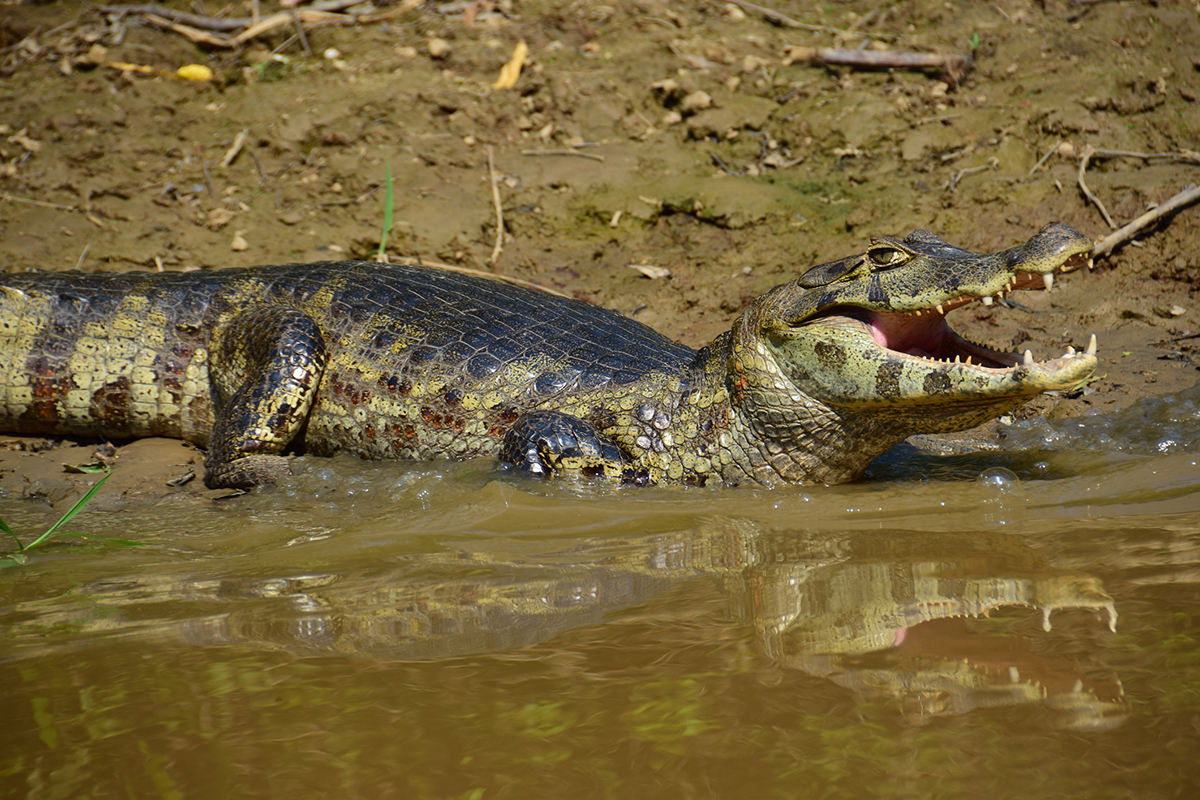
<box><xmin>176</xmin><ymin>64</ymin><xmax>214</xmax><ymax>82</ymax></box>
<box><xmin>492</xmin><ymin>41</ymin><xmax>528</xmax><ymax>90</ymax></box>
<box><xmin>105</xmin><ymin>61</ymin><xmax>156</xmax><ymax>74</ymax></box>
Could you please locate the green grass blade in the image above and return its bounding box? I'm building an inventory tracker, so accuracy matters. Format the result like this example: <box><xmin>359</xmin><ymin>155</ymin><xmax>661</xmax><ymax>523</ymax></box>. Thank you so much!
<box><xmin>0</xmin><ymin>516</ymin><xmax>21</xmax><ymax>549</ymax></box>
<box><xmin>377</xmin><ymin>162</ymin><xmax>394</xmax><ymax>259</ymax></box>
<box><xmin>56</xmin><ymin>533</ymin><xmax>144</xmax><ymax>547</ymax></box>
<box><xmin>24</xmin><ymin>471</ymin><xmax>111</xmax><ymax>550</ymax></box>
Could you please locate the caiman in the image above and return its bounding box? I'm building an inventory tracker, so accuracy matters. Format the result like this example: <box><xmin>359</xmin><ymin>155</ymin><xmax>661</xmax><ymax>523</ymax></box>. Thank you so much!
<box><xmin>0</xmin><ymin>223</ymin><xmax>1097</xmax><ymax>489</ymax></box>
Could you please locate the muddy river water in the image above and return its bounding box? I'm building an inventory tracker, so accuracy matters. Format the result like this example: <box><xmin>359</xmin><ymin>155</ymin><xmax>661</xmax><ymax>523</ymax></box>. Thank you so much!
<box><xmin>2</xmin><ymin>385</ymin><xmax>1199</xmax><ymax>797</ymax></box>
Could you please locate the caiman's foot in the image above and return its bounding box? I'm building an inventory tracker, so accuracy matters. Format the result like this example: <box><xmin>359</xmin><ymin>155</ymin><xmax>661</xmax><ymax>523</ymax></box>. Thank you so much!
<box><xmin>203</xmin><ymin>453</ymin><xmax>293</xmax><ymax>490</ymax></box>
<box><xmin>204</xmin><ymin>306</ymin><xmax>328</xmax><ymax>491</ymax></box>
<box><xmin>500</xmin><ymin>410</ymin><xmax>647</xmax><ymax>482</ymax></box>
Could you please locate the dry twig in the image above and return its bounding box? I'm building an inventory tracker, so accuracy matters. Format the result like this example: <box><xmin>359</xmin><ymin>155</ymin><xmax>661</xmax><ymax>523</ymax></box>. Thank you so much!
<box><xmin>1077</xmin><ymin>145</ymin><xmax>1116</xmax><ymax>229</ymax></box>
<box><xmin>485</xmin><ymin>146</ymin><xmax>505</xmax><ymax>265</ymax></box>
<box><xmin>219</xmin><ymin>129</ymin><xmax>248</xmax><ymax>168</ymax></box>
<box><xmin>520</xmin><ymin>149</ymin><xmax>606</xmax><ymax>162</ymax></box>
<box><xmin>1093</xmin><ymin>184</ymin><xmax>1200</xmax><ymax>259</ymax></box>
<box><xmin>101</xmin><ymin>0</ymin><xmax>417</xmax><ymax>31</ymax></box>
<box><xmin>944</xmin><ymin>157</ymin><xmax>998</xmax><ymax>191</ymax></box>
<box><xmin>0</xmin><ymin>192</ymin><xmax>79</xmax><ymax>212</ymax></box>
<box><xmin>782</xmin><ymin>46</ymin><xmax>972</xmax><ymax>84</ymax></box>
<box><xmin>1077</xmin><ymin>147</ymin><xmax>1200</xmax><ymax>230</ymax></box>
<box><xmin>1028</xmin><ymin>140</ymin><xmax>1062</xmax><ymax>175</ymax></box>
<box><xmin>107</xmin><ymin>0</ymin><xmax>424</xmax><ymax>48</ymax></box>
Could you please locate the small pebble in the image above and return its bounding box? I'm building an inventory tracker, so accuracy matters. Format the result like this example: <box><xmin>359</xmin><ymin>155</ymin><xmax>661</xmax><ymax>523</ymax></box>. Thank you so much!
<box><xmin>679</xmin><ymin>90</ymin><xmax>712</xmax><ymax>113</ymax></box>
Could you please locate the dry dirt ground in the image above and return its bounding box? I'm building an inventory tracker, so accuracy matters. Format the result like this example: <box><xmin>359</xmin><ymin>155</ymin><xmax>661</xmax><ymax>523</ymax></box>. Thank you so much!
<box><xmin>1</xmin><ymin>0</ymin><xmax>1198</xmax><ymax>506</ymax></box>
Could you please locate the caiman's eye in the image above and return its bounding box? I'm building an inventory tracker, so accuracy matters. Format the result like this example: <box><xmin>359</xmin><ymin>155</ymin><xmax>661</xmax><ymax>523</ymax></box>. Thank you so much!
<box><xmin>868</xmin><ymin>247</ymin><xmax>907</xmax><ymax>268</ymax></box>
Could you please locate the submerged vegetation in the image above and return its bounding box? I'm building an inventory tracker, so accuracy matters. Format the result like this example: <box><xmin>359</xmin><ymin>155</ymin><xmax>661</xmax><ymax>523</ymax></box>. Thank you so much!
<box><xmin>0</xmin><ymin>471</ymin><xmax>140</xmax><ymax>567</ymax></box>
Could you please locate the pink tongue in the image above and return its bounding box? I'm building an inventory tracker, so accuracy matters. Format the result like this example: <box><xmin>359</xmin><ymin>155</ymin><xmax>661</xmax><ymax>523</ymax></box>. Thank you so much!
<box><xmin>870</xmin><ymin>313</ymin><xmax>946</xmax><ymax>357</ymax></box>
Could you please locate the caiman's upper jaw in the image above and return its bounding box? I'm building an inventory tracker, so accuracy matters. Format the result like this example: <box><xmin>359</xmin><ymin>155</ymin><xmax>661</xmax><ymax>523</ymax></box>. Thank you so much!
<box><xmin>936</xmin><ymin>254</ymin><xmax>1092</xmax><ymax>312</ymax></box>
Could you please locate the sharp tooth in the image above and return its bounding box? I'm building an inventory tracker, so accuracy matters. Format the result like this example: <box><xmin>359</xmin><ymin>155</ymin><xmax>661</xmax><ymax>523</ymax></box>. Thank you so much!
<box><xmin>936</xmin><ymin>303</ymin><xmax>945</xmax><ymax>315</ymax></box>
<box><xmin>981</xmin><ymin>295</ymin><xmax>994</xmax><ymax>306</ymax></box>
<box><xmin>954</xmin><ymin>354</ymin><xmax>961</xmax><ymax>363</ymax></box>
<box><xmin>1087</xmin><ymin>334</ymin><xmax>1097</xmax><ymax>357</ymax></box>
<box><xmin>965</xmin><ymin>356</ymin><xmax>973</xmax><ymax>365</ymax></box>
<box><xmin>1086</xmin><ymin>257</ymin><xmax>1094</xmax><ymax>272</ymax></box>
<box><xmin>1043</xmin><ymin>272</ymin><xmax>1054</xmax><ymax>291</ymax></box>
<box><xmin>1066</xmin><ymin>345</ymin><xmax>1076</xmax><ymax>356</ymax></box>
<box><xmin>1023</xmin><ymin>349</ymin><xmax>1034</xmax><ymax>365</ymax></box>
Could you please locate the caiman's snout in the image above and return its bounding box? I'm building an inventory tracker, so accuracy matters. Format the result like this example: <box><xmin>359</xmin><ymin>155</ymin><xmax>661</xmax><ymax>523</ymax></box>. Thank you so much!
<box><xmin>1007</xmin><ymin>223</ymin><xmax>1094</xmax><ymax>274</ymax></box>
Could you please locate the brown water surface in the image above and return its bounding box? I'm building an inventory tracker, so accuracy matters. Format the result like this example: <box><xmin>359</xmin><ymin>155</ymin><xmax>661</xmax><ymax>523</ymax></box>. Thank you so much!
<box><xmin>3</xmin><ymin>390</ymin><xmax>1200</xmax><ymax>798</ymax></box>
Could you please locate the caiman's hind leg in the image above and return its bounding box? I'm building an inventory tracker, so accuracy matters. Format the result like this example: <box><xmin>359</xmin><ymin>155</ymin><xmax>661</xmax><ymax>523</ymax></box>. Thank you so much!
<box><xmin>205</xmin><ymin>307</ymin><xmax>327</xmax><ymax>489</ymax></box>
<box><xmin>499</xmin><ymin>410</ymin><xmax>647</xmax><ymax>483</ymax></box>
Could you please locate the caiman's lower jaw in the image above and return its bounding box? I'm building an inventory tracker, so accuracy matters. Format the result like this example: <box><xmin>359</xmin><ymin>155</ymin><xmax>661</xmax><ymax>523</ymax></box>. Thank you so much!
<box><xmin>793</xmin><ymin>304</ymin><xmax>1099</xmax><ymax>409</ymax></box>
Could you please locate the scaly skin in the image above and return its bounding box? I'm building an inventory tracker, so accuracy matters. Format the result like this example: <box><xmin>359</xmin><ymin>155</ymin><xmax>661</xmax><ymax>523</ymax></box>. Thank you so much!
<box><xmin>0</xmin><ymin>223</ymin><xmax>1098</xmax><ymax>489</ymax></box>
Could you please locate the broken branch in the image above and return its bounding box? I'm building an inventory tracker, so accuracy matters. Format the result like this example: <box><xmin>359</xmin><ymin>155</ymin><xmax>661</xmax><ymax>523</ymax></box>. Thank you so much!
<box><xmin>1093</xmin><ymin>183</ymin><xmax>1200</xmax><ymax>259</ymax></box>
<box><xmin>782</xmin><ymin>46</ymin><xmax>972</xmax><ymax>84</ymax></box>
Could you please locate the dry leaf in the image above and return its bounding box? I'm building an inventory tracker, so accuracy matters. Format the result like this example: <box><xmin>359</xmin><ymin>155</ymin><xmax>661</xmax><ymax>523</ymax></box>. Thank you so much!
<box><xmin>206</xmin><ymin>208</ymin><xmax>236</xmax><ymax>230</ymax></box>
<box><xmin>628</xmin><ymin>263</ymin><xmax>671</xmax><ymax>280</ymax></box>
<box><xmin>106</xmin><ymin>61</ymin><xmax>157</xmax><ymax>75</ymax></box>
<box><xmin>7</xmin><ymin>128</ymin><xmax>41</xmax><ymax>153</ymax></box>
<box><xmin>492</xmin><ymin>41</ymin><xmax>528</xmax><ymax>90</ymax></box>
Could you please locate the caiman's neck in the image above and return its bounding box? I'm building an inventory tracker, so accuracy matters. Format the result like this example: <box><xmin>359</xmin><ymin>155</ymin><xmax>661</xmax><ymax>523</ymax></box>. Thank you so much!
<box><xmin>718</xmin><ymin>314</ymin><xmax>909</xmax><ymax>486</ymax></box>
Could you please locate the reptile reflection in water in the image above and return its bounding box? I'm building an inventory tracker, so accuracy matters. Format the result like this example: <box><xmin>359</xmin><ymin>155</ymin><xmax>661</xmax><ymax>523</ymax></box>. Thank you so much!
<box><xmin>3</xmin><ymin>520</ymin><xmax>1124</xmax><ymax>728</ymax></box>
<box><xmin>736</xmin><ymin>528</ymin><xmax>1125</xmax><ymax>730</ymax></box>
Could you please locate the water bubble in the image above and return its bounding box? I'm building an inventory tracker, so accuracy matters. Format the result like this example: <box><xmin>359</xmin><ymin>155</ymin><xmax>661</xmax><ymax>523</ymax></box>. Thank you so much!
<box><xmin>977</xmin><ymin>466</ymin><xmax>1019</xmax><ymax>490</ymax></box>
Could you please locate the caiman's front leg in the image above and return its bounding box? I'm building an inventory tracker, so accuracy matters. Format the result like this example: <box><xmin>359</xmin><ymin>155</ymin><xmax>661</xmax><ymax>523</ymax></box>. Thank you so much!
<box><xmin>205</xmin><ymin>306</ymin><xmax>327</xmax><ymax>489</ymax></box>
<box><xmin>499</xmin><ymin>410</ymin><xmax>648</xmax><ymax>483</ymax></box>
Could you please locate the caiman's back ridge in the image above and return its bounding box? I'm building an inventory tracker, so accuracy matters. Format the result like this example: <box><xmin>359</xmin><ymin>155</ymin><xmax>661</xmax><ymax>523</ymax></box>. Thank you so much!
<box><xmin>0</xmin><ymin>224</ymin><xmax>1099</xmax><ymax>489</ymax></box>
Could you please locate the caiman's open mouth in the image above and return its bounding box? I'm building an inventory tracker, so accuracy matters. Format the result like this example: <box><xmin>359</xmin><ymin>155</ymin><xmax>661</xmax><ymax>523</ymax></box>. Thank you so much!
<box><xmin>835</xmin><ymin>261</ymin><xmax>1097</xmax><ymax>374</ymax></box>
<box><xmin>773</xmin><ymin>228</ymin><xmax>1099</xmax><ymax>414</ymax></box>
